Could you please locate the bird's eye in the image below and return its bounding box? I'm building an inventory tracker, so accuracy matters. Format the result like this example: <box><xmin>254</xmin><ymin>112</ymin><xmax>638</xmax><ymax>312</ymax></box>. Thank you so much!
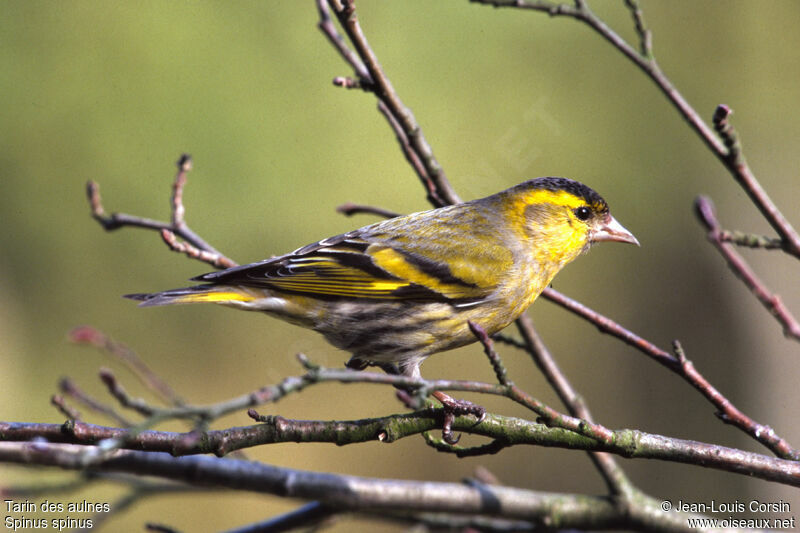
<box><xmin>574</xmin><ymin>206</ymin><xmax>592</xmax><ymax>221</ymax></box>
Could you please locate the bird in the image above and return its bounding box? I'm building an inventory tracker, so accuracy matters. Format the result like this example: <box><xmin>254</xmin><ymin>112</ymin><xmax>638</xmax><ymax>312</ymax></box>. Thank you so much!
<box><xmin>126</xmin><ymin>177</ymin><xmax>637</xmax><ymax>439</ymax></box>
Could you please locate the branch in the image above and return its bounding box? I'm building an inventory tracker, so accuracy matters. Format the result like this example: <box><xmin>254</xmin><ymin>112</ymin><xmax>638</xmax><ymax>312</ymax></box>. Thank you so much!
<box><xmin>13</xmin><ymin>354</ymin><xmax>800</xmax><ymax>485</ymax></box>
<box><xmin>86</xmin><ymin>155</ymin><xmax>237</xmax><ymax>270</ymax></box>
<box><xmin>70</xmin><ymin>326</ymin><xmax>183</xmax><ymax>406</ymax></box>
<box><xmin>335</xmin><ymin>202</ymin><xmax>401</xmax><ymax>219</ymax></box>
<box><xmin>695</xmin><ymin>196</ymin><xmax>800</xmax><ymax>342</ymax></box>
<box><xmin>468</xmin><ymin>321</ymin><xmax>512</xmax><ymax>387</ymax></box>
<box><xmin>710</xmin><ymin>105</ymin><xmax>800</xmax><ymax>257</ymax></box>
<box><xmin>5</xmin><ymin>409</ymin><xmax>798</xmax><ymax>487</ymax></box>
<box><xmin>226</xmin><ymin>502</ymin><xmax>337</xmax><ymax>533</ymax></box>
<box><xmin>541</xmin><ymin>287</ymin><xmax>800</xmax><ymax>460</ymax></box>
<box><xmin>319</xmin><ymin>0</ymin><xmax>461</xmax><ymax>207</ymax></box>
<box><xmin>56</xmin><ymin>378</ymin><xmax>130</xmax><ymax>427</ymax></box>
<box><xmin>0</xmin><ymin>441</ymin><xmax>752</xmax><ymax>531</ymax></box>
<box><xmin>513</xmin><ymin>315</ymin><xmax>633</xmax><ymax>497</ymax></box>
<box><xmin>471</xmin><ymin>1</ymin><xmax>800</xmax><ymax>257</ymax></box>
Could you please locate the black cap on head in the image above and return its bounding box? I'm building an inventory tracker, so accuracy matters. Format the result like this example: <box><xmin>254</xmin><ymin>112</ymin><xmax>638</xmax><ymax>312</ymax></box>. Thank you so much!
<box><xmin>525</xmin><ymin>177</ymin><xmax>608</xmax><ymax>212</ymax></box>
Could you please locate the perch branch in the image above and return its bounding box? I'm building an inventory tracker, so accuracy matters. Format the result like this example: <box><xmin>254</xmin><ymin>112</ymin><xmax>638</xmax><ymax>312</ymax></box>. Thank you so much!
<box><xmin>2</xmin><ymin>419</ymin><xmax>798</xmax><ymax>487</ymax></box>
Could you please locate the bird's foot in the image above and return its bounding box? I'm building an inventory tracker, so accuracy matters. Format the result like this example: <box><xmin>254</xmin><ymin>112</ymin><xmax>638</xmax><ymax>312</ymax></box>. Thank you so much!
<box><xmin>432</xmin><ymin>391</ymin><xmax>486</xmax><ymax>445</ymax></box>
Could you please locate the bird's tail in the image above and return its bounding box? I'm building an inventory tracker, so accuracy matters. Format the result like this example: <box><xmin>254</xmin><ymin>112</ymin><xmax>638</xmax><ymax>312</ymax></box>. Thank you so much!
<box><xmin>124</xmin><ymin>285</ymin><xmax>257</xmax><ymax>307</ymax></box>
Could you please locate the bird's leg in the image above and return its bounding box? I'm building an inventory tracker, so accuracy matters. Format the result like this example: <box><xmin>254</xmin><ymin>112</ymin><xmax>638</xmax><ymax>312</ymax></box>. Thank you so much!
<box><xmin>431</xmin><ymin>390</ymin><xmax>486</xmax><ymax>445</ymax></box>
<box><xmin>346</xmin><ymin>357</ymin><xmax>417</xmax><ymax>406</ymax></box>
<box><xmin>345</xmin><ymin>356</ymin><xmax>485</xmax><ymax>444</ymax></box>
<box><xmin>399</xmin><ymin>361</ymin><xmax>485</xmax><ymax>445</ymax></box>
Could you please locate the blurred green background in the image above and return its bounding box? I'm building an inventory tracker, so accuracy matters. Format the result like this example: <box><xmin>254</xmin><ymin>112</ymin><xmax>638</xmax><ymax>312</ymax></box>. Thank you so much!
<box><xmin>2</xmin><ymin>1</ymin><xmax>799</xmax><ymax>531</ymax></box>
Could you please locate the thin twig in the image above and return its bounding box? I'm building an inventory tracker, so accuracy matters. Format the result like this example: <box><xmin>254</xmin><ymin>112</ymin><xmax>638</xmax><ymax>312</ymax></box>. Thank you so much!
<box><xmin>160</xmin><ymin>229</ymin><xmax>236</xmax><ymax>270</ymax></box>
<box><xmin>710</xmin><ymin>105</ymin><xmax>800</xmax><ymax>257</ymax></box>
<box><xmin>468</xmin><ymin>321</ymin><xmax>512</xmax><ymax>387</ymax></box>
<box><xmin>321</xmin><ymin>0</ymin><xmax>461</xmax><ymax>207</ymax></box>
<box><xmin>59</xmin><ymin>378</ymin><xmax>133</xmax><ymax>427</ymax></box>
<box><xmin>491</xmin><ymin>333</ymin><xmax>529</xmax><ymax>351</ymax></box>
<box><xmin>98</xmin><ymin>368</ymin><xmax>156</xmax><ymax>418</ymax></box>
<box><xmin>514</xmin><ymin>315</ymin><xmax>632</xmax><ymax>496</ymax></box>
<box><xmin>316</xmin><ymin>0</ymin><xmax>370</xmax><ymax>80</ymax></box>
<box><xmin>70</xmin><ymin>326</ymin><xmax>183</xmax><ymax>406</ymax></box>
<box><xmin>332</xmin><ymin>75</ymin><xmax>372</xmax><ymax>91</ymax></box>
<box><xmin>170</xmin><ymin>154</ymin><xmax>191</xmax><ymax>227</ymax></box>
<box><xmin>717</xmin><ymin>230</ymin><xmax>784</xmax><ymax>250</ymax></box>
<box><xmin>695</xmin><ymin>196</ymin><xmax>800</xmax><ymax>343</ymax></box>
<box><xmin>86</xmin><ymin>155</ymin><xmax>237</xmax><ymax>270</ymax></box>
<box><xmin>335</xmin><ymin>202</ymin><xmax>401</xmax><ymax>219</ymax></box>
<box><xmin>623</xmin><ymin>0</ymin><xmax>652</xmax><ymax>57</ymax></box>
<box><xmin>50</xmin><ymin>395</ymin><xmax>82</xmax><ymax>422</ymax></box>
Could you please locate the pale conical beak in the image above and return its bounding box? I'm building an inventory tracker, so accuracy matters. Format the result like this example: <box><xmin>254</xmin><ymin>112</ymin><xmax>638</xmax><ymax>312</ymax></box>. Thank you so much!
<box><xmin>592</xmin><ymin>214</ymin><xmax>640</xmax><ymax>246</ymax></box>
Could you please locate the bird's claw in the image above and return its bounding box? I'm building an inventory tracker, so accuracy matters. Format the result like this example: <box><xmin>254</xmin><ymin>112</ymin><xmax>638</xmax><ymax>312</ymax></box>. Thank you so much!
<box><xmin>433</xmin><ymin>392</ymin><xmax>486</xmax><ymax>445</ymax></box>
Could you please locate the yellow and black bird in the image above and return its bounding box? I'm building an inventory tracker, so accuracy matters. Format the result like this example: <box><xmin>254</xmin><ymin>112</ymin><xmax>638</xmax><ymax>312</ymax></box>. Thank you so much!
<box><xmin>127</xmin><ymin>177</ymin><xmax>637</xmax><ymax>387</ymax></box>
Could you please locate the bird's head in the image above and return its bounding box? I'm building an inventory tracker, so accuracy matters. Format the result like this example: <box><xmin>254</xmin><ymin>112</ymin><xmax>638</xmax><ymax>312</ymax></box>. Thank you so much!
<box><xmin>506</xmin><ymin>177</ymin><xmax>639</xmax><ymax>267</ymax></box>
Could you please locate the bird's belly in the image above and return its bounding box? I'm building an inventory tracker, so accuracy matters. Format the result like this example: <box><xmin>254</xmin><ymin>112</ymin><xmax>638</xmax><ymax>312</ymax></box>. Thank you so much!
<box><xmin>311</xmin><ymin>299</ymin><xmax>521</xmax><ymax>363</ymax></box>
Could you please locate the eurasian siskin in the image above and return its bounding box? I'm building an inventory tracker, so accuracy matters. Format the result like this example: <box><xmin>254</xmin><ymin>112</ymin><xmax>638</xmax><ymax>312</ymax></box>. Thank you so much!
<box><xmin>127</xmin><ymin>177</ymin><xmax>638</xmax><ymax>380</ymax></box>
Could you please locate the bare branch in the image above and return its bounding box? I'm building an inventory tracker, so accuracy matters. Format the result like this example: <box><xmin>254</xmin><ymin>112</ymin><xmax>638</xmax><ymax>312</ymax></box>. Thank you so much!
<box><xmin>160</xmin><ymin>229</ymin><xmax>236</xmax><ymax>270</ymax></box>
<box><xmin>70</xmin><ymin>326</ymin><xmax>183</xmax><ymax>407</ymax></box>
<box><xmin>98</xmin><ymin>368</ymin><xmax>156</xmax><ymax>418</ymax></box>
<box><xmin>226</xmin><ymin>502</ymin><xmax>337</xmax><ymax>533</ymax></box>
<box><xmin>695</xmin><ymin>196</ymin><xmax>800</xmax><ymax>343</ymax></box>
<box><xmin>710</xmin><ymin>105</ymin><xmax>800</xmax><ymax>257</ymax></box>
<box><xmin>469</xmin><ymin>321</ymin><xmax>513</xmax><ymax>387</ymax></box>
<box><xmin>514</xmin><ymin>315</ymin><xmax>632</xmax><ymax>496</ymax></box>
<box><xmin>541</xmin><ymin>287</ymin><xmax>800</xmax><ymax>459</ymax></box>
<box><xmin>59</xmin><ymin>377</ymin><xmax>133</xmax><ymax>427</ymax></box>
<box><xmin>50</xmin><ymin>395</ymin><xmax>81</xmax><ymax>422</ymax></box>
<box><xmin>320</xmin><ymin>0</ymin><xmax>461</xmax><ymax>207</ymax></box>
<box><xmin>0</xmin><ymin>441</ymin><xmax>711</xmax><ymax>531</ymax></box>
<box><xmin>316</xmin><ymin>0</ymin><xmax>369</xmax><ymax>80</ymax></box>
<box><xmin>86</xmin><ymin>155</ymin><xmax>237</xmax><ymax>270</ymax></box>
<box><xmin>471</xmin><ymin>2</ymin><xmax>800</xmax><ymax>258</ymax></box>
<box><xmin>14</xmin><ymin>358</ymin><xmax>800</xmax><ymax>484</ymax></box>
<box><xmin>717</xmin><ymin>230</ymin><xmax>783</xmax><ymax>250</ymax></box>
<box><xmin>623</xmin><ymin>0</ymin><xmax>652</xmax><ymax>57</ymax></box>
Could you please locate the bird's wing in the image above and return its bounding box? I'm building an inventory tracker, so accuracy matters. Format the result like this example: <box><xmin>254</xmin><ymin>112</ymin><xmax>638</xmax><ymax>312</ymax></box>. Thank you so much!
<box><xmin>194</xmin><ymin>218</ymin><xmax>511</xmax><ymax>305</ymax></box>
